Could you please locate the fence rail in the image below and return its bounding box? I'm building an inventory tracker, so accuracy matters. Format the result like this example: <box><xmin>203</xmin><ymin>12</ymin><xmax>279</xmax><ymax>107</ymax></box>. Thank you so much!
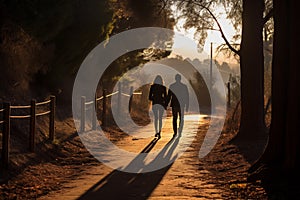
<box><xmin>36</xmin><ymin>100</ymin><xmax>51</xmax><ymax>106</ymax></box>
<box><xmin>10</xmin><ymin>105</ymin><xmax>31</xmax><ymax>109</ymax></box>
<box><xmin>80</xmin><ymin>84</ymin><xmax>142</xmax><ymax>132</ymax></box>
<box><xmin>0</xmin><ymin>96</ymin><xmax>56</xmax><ymax>171</ymax></box>
<box><xmin>9</xmin><ymin>115</ymin><xmax>31</xmax><ymax>119</ymax></box>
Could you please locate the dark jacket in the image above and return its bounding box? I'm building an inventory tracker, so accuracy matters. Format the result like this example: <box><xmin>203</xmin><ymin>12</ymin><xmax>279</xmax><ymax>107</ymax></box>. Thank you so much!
<box><xmin>149</xmin><ymin>84</ymin><xmax>167</xmax><ymax>106</ymax></box>
<box><xmin>166</xmin><ymin>82</ymin><xmax>189</xmax><ymax>109</ymax></box>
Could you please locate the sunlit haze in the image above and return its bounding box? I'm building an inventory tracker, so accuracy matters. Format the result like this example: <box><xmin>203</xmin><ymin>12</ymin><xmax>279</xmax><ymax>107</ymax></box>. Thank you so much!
<box><xmin>170</xmin><ymin>5</ymin><xmax>239</xmax><ymax>65</ymax></box>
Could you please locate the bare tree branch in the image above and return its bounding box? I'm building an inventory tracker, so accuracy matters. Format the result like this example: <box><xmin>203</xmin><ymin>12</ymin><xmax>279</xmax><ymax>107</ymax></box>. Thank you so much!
<box><xmin>182</xmin><ymin>0</ymin><xmax>240</xmax><ymax>56</ymax></box>
<box><xmin>263</xmin><ymin>8</ymin><xmax>273</xmax><ymax>24</ymax></box>
<box><xmin>158</xmin><ymin>0</ymin><xmax>169</xmax><ymax>14</ymax></box>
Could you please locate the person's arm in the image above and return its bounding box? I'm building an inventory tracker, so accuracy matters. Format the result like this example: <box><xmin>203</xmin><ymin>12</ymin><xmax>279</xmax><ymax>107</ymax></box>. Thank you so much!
<box><xmin>166</xmin><ymin>87</ymin><xmax>172</xmax><ymax>107</ymax></box>
<box><xmin>149</xmin><ymin>85</ymin><xmax>153</xmax><ymax>101</ymax></box>
<box><xmin>163</xmin><ymin>86</ymin><xmax>167</xmax><ymax>108</ymax></box>
<box><xmin>185</xmin><ymin>85</ymin><xmax>189</xmax><ymax>112</ymax></box>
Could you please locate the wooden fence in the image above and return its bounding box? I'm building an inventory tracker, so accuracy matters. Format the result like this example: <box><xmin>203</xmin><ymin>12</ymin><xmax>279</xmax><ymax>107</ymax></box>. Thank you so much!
<box><xmin>79</xmin><ymin>81</ymin><xmax>235</xmax><ymax>132</ymax></box>
<box><xmin>79</xmin><ymin>77</ymin><xmax>235</xmax><ymax>132</ymax></box>
<box><xmin>80</xmin><ymin>84</ymin><xmax>142</xmax><ymax>132</ymax></box>
<box><xmin>0</xmin><ymin>96</ymin><xmax>56</xmax><ymax>170</ymax></box>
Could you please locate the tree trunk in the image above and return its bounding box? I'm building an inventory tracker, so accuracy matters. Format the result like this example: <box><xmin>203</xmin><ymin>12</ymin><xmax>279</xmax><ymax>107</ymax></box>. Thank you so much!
<box><xmin>256</xmin><ymin>0</ymin><xmax>299</xmax><ymax>170</ymax></box>
<box><xmin>237</xmin><ymin>0</ymin><xmax>266</xmax><ymax>140</ymax></box>
<box><xmin>249</xmin><ymin>0</ymin><xmax>300</xmax><ymax>196</ymax></box>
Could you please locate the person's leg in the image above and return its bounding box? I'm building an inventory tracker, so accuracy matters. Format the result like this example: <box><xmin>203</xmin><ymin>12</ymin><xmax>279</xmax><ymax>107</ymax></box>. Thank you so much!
<box><xmin>172</xmin><ymin>107</ymin><xmax>179</xmax><ymax>136</ymax></box>
<box><xmin>178</xmin><ymin>106</ymin><xmax>184</xmax><ymax>135</ymax></box>
<box><xmin>152</xmin><ymin>105</ymin><xmax>159</xmax><ymax>135</ymax></box>
<box><xmin>158</xmin><ymin>106</ymin><xmax>164</xmax><ymax>133</ymax></box>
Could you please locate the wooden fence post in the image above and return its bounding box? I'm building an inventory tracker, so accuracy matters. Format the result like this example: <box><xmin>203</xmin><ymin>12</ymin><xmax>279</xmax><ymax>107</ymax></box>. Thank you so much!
<box><xmin>92</xmin><ymin>95</ymin><xmax>97</xmax><ymax>130</ymax></box>
<box><xmin>2</xmin><ymin>103</ymin><xmax>10</xmax><ymax>170</ymax></box>
<box><xmin>129</xmin><ymin>86</ymin><xmax>133</xmax><ymax>113</ymax></box>
<box><xmin>227</xmin><ymin>82</ymin><xmax>231</xmax><ymax>108</ymax></box>
<box><xmin>117</xmin><ymin>82</ymin><xmax>122</xmax><ymax>114</ymax></box>
<box><xmin>49</xmin><ymin>96</ymin><xmax>55</xmax><ymax>141</ymax></box>
<box><xmin>102</xmin><ymin>89</ymin><xmax>106</xmax><ymax>127</ymax></box>
<box><xmin>29</xmin><ymin>99</ymin><xmax>36</xmax><ymax>152</ymax></box>
<box><xmin>81</xmin><ymin>96</ymin><xmax>86</xmax><ymax>133</ymax></box>
<box><xmin>140</xmin><ymin>90</ymin><xmax>143</xmax><ymax>106</ymax></box>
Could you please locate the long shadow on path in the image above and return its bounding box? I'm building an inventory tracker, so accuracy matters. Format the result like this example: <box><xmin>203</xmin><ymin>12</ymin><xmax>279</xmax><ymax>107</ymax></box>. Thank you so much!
<box><xmin>78</xmin><ymin>136</ymin><xmax>180</xmax><ymax>200</ymax></box>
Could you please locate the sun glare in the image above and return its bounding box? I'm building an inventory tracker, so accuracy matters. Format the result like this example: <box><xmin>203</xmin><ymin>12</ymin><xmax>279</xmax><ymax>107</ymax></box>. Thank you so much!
<box><xmin>170</xmin><ymin>5</ymin><xmax>239</xmax><ymax>64</ymax></box>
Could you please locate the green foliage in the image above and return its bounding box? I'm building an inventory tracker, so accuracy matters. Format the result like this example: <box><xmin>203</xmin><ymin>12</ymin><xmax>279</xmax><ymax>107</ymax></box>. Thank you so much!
<box><xmin>165</xmin><ymin>0</ymin><xmax>273</xmax><ymax>57</ymax></box>
<box><xmin>0</xmin><ymin>0</ymin><xmax>175</xmax><ymax>99</ymax></box>
<box><xmin>1</xmin><ymin>0</ymin><xmax>115</xmax><ymax>90</ymax></box>
<box><xmin>97</xmin><ymin>0</ymin><xmax>175</xmax><ymax>90</ymax></box>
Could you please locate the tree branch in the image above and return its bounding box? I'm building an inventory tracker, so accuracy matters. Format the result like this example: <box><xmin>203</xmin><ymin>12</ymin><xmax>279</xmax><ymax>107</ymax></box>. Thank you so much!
<box><xmin>158</xmin><ymin>0</ymin><xmax>169</xmax><ymax>14</ymax></box>
<box><xmin>182</xmin><ymin>0</ymin><xmax>240</xmax><ymax>56</ymax></box>
<box><xmin>263</xmin><ymin>8</ymin><xmax>273</xmax><ymax>25</ymax></box>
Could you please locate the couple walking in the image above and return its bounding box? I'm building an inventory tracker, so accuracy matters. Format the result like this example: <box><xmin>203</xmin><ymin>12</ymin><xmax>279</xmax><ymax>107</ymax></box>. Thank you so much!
<box><xmin>148</xmin><ymin>74</ymin><xmax>189</xmax><ymax>139</ymax></box>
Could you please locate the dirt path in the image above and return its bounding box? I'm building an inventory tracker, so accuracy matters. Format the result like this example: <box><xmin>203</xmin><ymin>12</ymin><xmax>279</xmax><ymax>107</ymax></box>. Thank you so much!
<box><xmin>39</xmin><ymin>115</ymin><xmax>225</xmax><ymax>200</ymax></box>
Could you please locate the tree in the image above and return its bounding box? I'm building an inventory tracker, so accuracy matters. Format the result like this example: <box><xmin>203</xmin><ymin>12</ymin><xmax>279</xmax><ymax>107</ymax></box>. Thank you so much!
<box><xmin>249</xmin><ymin>0</ymin><xmax>300</xmax><ymax>197</ymax></box>
<box><xmin>166</xmin><ymin>0</ymin><xmax>273</xmax><ymax>140</ymax></box>
<box><xmin>0</xmin><ymin>0</ymin><xmax>174</xmax><ymax>99</ymax></box>
<box><xmin>238</xmin><ymin>0</ymin><xmax>265</xmax><ymax>139</ymax></box>
<box><xmin>99</xmin><ymin>0</ymin><xmax>174</xmax><ymax>90</ymax></box>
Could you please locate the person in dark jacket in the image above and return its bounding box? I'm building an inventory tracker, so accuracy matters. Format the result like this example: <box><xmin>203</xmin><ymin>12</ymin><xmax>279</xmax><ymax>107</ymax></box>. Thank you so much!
<box><xmin>149</xmin><ymin>75</ymin><xmax>167</xmax><ymax>139</ymax></box>
<box><xmin>166</xmin><ymin>74</ymin><xmax>189</xmax><ymax>137</ymax></box>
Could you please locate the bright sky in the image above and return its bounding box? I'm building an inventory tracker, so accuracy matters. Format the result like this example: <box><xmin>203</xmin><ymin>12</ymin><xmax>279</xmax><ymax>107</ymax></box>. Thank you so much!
<box><xmin>170</xmin><ymin>5</ymin><xmax>239</xmax><ymax>65</ymax></box>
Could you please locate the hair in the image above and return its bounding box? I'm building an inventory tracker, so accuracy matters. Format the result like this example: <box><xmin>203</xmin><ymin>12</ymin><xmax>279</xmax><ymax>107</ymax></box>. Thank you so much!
<box><xmin>153</xmin><ymin>75</ymin><xmax>163</xmax><ymax>85</ymax></box>
<box><xmin>175</xmin><ymin>74</ymin><xmax>181</xmax><ymax>81</ymax></box>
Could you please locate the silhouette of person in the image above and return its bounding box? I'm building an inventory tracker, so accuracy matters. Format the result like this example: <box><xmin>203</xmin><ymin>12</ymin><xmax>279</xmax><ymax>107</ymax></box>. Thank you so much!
<box><xmin>166</xmin><ymin>74</ymin><xmax>189</xmax><ymax>137</ymax></box>
<box><xmin>148</xmin><ymin>75</ymin><xmax>167</xmax><ymax>139</ymax></box>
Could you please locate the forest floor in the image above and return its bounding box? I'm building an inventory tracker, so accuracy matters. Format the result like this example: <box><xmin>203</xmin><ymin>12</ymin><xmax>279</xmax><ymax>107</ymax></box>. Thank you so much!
<box><xmin>0</xmin><ymin>113</ymin><xmax>268</xmax><ymax>199</ymax></box>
